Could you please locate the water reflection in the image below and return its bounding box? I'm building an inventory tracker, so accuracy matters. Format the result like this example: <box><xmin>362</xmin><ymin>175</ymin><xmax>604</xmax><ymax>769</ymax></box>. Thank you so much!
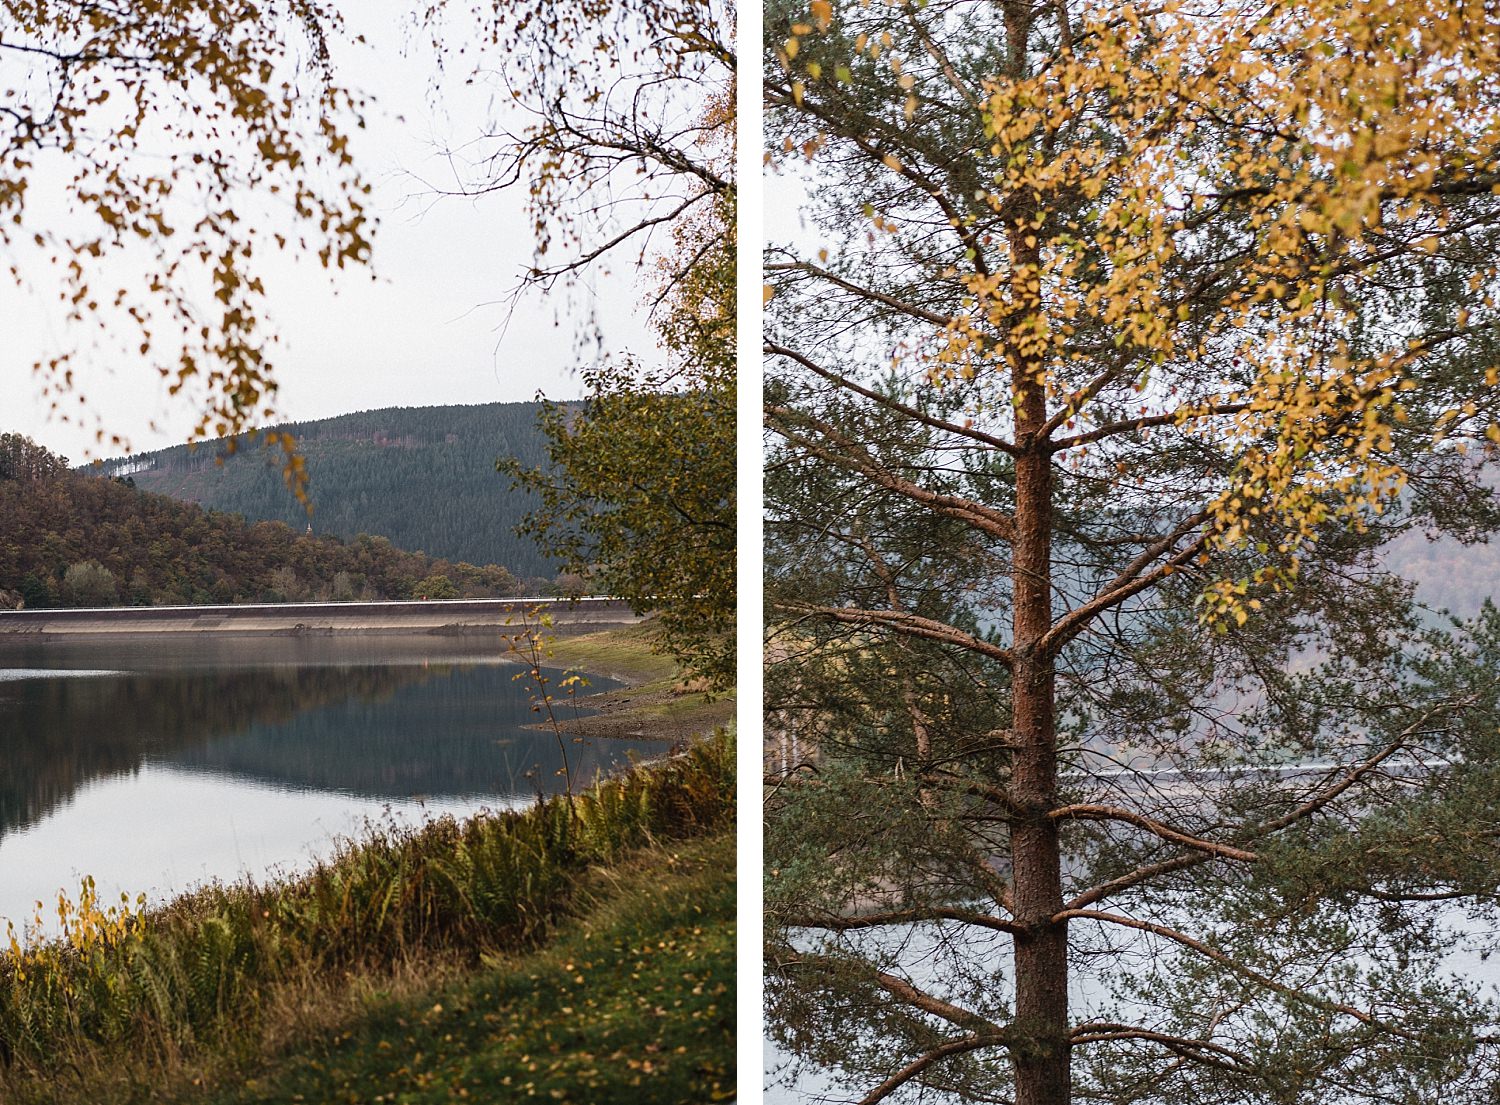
<box><xmin>162</xmin><ymin>663</ymin><xmax>642</xmax><ymax>800</ymax></box>
<box><xmin>1</xmin><ymin>663</ymin><xmax>429</xmax><ymax>838</ymax></box>
<box><xmin>0</xmin><ymin>636</ymin><xmax>670</xmax><ymax>925</ymax></box>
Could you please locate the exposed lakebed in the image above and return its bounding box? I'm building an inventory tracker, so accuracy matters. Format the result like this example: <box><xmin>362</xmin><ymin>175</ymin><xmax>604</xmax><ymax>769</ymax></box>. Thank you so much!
<box><xmin>0</xmin><ymin>634</ymin><xmax>671</xmax><ymax>931</ymax></box>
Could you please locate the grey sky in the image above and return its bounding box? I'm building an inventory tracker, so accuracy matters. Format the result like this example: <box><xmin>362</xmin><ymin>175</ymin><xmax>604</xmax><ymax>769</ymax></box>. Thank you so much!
<box><xmin>0</xmin><ymin>2</ymin><xmax>656</xmax><ymax>464</ymax></box>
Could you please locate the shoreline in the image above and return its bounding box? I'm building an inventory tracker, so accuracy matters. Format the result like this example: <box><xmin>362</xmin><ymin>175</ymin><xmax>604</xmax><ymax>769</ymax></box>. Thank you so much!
<box><xmin>0</xmin><ymin>736</ymin><xmax>737</xmax><ymax>1104</ymax></box>
<box><xmin>538</xmin><ymin>625</ymin><xmax>737</xmax><ymax>743</ymax></box>
<box><xmin>0</xmin><ymin>596</ymin><xmax>641</xmax><ymax>638</ymax></box>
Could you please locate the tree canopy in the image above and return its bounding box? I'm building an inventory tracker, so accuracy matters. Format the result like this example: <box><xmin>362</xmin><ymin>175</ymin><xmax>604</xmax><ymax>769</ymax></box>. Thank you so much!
<box><xmin>0</xmin><ymin>1</ymin><xmax>372</xmax><ymax>462</ymax></box>
<box><xmin>111</xmin><ymin>402</ymin><xmax>564</xmax><ymax>582</ymax></box>
<box><xmin>436</xmin><ymin>0</ymin><xmax>738</xmax><ymax>686</ymax></box>
<box><xmin>0</xmin><ymin>436</ymin><xmax>518</xmax><ymax>608</ymax></box>
<box><xmin>414</xmin><ymin>0</ymin><xmax>734</xmax><ymax>307</ymax></box>
<box><xmin>765</xmin><ymin>1</ymin><xmax>1500</xmax><ymax>1103</ymax></box>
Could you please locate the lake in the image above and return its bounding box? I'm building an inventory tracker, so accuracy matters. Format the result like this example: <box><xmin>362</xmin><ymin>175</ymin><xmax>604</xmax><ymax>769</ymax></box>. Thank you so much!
<box><xmin>0</xmin><ymin>634</ymin><xmax>672</xmax><ymax>933</ymax></box>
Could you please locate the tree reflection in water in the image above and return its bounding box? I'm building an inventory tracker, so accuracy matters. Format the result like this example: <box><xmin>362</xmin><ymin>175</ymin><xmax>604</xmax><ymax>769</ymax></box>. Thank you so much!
<box><xmin>0</xmin><ymin>643</ymin><xmax>667</xmax><ymax>844</ymax></box>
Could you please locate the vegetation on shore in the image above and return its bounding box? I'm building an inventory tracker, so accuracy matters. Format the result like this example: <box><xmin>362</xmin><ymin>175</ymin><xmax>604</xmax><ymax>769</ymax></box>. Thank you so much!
<box><xmin>209</xmin><ymin>830</ymin><xmax>734</xmax><ymax>1105</ymax></box>
<box><xmin>0</xmin><ymin>729</ymin><xmax>735</xmax><ymax>1103</ymax></box>
<box><xmin>447</xmin><ymin>0</ymin><xmax>737</xmax><ymax>695</ymax></box>
<box><xmin>0</xmin><ymin>433</ymin><xmax>521</xmax><ymax>609</ymax></box>
<box><xmin>543</xmin><ymin>625</ymin><xmax>736</xmax><ymax>740</ymax></box>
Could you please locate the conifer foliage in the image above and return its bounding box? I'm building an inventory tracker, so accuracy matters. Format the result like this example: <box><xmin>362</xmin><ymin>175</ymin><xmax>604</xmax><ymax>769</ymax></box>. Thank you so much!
<box><xmin>114</xmin><ymin>403</ymin><xmax>561</xmax><ymax>581</ymax></box>
<box><xmin>765</xmin><ymin>2</ymin><xmax>1500</xmax><ymax>1103</ymax></box>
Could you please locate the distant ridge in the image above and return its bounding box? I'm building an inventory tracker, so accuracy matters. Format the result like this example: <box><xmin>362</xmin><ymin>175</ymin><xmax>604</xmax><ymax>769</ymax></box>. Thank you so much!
<box><xmin>99</xmin><ymin>401</ymin><xmax>565</xmax><ymax>580</ymax></box>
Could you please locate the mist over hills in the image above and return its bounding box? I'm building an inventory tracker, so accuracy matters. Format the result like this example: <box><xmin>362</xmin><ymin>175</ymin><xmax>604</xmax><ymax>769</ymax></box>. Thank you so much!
<box><xmin>101</xmin><ymin>402</ymin><xmax>562</xmax><ymax>580</ymax></box>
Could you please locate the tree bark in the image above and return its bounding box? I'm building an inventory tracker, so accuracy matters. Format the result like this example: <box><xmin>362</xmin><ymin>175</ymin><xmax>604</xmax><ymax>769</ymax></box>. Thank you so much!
<box><xmin>1003</xmin><ymin>0</ymin><xmax>1068</xmax><ymax>1071</ymax></box>
<box><xmin>1009</xmin><ymin>419</ymin><xmax>1070</xmax><ymax>1105</ymax></box>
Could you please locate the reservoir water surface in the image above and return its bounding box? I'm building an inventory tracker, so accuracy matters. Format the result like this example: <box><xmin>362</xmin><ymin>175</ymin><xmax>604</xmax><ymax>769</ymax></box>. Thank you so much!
<box><xmin>0</xmin><ymin>634</ymin><xmax>671</xmax><ymax>932</ymax></box>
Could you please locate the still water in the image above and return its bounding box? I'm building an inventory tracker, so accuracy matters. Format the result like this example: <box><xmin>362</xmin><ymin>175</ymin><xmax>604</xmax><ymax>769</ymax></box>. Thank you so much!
<box><xmin>0</xmin><ymin>634</ymin><xmax>671</xmax><ymax>931</ymax></box>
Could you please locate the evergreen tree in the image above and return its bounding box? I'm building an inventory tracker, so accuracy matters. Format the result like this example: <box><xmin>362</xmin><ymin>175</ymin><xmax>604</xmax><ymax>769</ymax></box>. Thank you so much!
<box><xmin>765</xmin><ymin>1</ymin><xmax>1500</xmax><ymax>1102</ymax></box>
<box><xmin>104</xmin><ymin>404</ymin><xmax>557</xmax><ymax>579</ymax></box>
<box><xmin>0</xmin><ymin>435</ymin><xmax>518</xmax><ymax>607</ymax></box>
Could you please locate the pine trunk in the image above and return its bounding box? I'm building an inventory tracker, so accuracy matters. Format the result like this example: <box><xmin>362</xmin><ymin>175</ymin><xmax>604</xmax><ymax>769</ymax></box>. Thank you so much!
<box><xmin>1009</xmin><ymin>389</ymin><xmax>1068</xmax><ymax>1105</ymax></box>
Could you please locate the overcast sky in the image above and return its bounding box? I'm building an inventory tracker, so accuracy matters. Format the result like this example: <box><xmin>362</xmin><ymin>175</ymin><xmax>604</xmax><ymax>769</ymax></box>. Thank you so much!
<box><xmin>0</xmin><ymin>2</ymin><xmax>656</xmax><ymax>464</ymax></box>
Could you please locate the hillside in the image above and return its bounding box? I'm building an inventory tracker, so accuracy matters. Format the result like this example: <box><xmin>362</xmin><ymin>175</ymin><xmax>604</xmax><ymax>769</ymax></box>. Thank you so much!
<box><xmin>1386</xmin><ymin>526</ymin><xmax>1500</xmax><ymax>618</ymax></box>
<box><xmin>101</xmin><ymin>402</ymin><xmax>561</xmax><ymax>579</ymax></box>
<box><xmin>0</xmin><ymin>433</ymin><xmax>519</xmax><ymax>608</ymax></box>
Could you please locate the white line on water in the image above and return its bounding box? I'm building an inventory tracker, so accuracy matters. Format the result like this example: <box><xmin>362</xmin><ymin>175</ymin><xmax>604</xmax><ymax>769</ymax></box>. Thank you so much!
<box><xmin>0</xmin><ymin>668</ymin><xmax>128</xmax><ymax>681</ymax></box>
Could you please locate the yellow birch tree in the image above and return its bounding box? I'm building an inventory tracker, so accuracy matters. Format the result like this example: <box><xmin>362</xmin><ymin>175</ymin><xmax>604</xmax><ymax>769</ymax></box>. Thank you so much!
<box><xmin>1</xmin><ymin>1</ymin><xmax>373</xmax><ymax>468</ymax></box>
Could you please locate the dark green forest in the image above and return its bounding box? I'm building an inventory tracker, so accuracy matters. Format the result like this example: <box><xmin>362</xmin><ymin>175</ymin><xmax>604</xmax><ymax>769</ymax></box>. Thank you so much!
<box><xmin>102</xmin><ymin>403</ymin><xmax>561</xmax><ymax>579</ymax></box>
<box><xmin>0</xmin><ymin>433</ymin><xmax>522</xmax><ymax>609</ymax></box>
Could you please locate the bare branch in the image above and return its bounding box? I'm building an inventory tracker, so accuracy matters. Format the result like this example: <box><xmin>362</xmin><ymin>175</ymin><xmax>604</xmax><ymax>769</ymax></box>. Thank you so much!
<box><xmin>765</xmin><ymin>262</ymin><xmax>956</xmax><ymax>329</ymax></box>
<box><xmin>767</xmin><ymin>402</ymin><xmax>1018</xmax><ymax>541</ymax></box>
<box><xmin>766</xmin><ymin>340</ymin><xmax>1020</xmax><ymax>457</ymax></box>
<box><xmin>783</xmin><ymin>906</ymin><xmax>1022</xmax><ymax>935</ymax></box>
<box><xmin>1246</xmin><ymin>701</ymin><xmax>1469</xmax><ymax>838</ymax></box>
<box><xmin>777</xmin><ymin>952</ymin><xmax>1007</xmax><ymax>1035</ymax></box>
<box><xmin>1065</xmin><ymin>853</ymin><xmax>1211</xmax><ymax>912</ymax></box>
<box><xmin>1041</xmin><ymin>513</ymin><xmax>1210</xmax><ymax>654</ymax></box>
<box><xmin>1057</xmin><ymin>910</ymin><xmax>1401</xmax><ymax>1032</ymax></box>
<box><xmin>1050</xmin><ymin>804</ymin><xmax>1259</xmax><ymax>863</ymax></box>
<box><xmin>772</xmin><ymin>599</ymin><xmax>1016</xmax><ymax>668</ymax></box>
<box><xmin>858</xmin><ymin>1033</ymin><xmax>1016</xmax><ymax>1105</ymax></box>
<box><xmin>1070</xmin><ymin>1023</ymin><xmax>1252</xmax><ymax>1073</ymax></box>
<box><xmin>1049</xmin><ymin>404</ymin><xmax>1251</xmax><ymax>453</ymax></box>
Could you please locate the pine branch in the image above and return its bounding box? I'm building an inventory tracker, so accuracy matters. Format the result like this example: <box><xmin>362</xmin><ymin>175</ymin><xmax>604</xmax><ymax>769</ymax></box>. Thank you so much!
<box><xmin>1050</xmin><ymin>804</ymin><xmax>1258</xmax><ymax>863</ymax></box>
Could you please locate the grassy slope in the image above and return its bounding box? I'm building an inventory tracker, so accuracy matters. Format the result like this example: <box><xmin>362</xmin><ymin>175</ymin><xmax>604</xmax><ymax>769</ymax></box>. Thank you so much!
<box><xmin>0</xmin><ymin>627</ymin><xmax>735</xmax><ymax>1104</ymax></box>
<box><xmin>0</xmin><ymin>727</ymin><xmax>735</xmax><ymax>1105</ymax></box>
<box><xmin>548</xmin><ymin>623</ymin><xmax>677</xmax><ymax>681</ymax></box>
<box><xmin>201</xmin><ymin>831</ymin><xmax>735</xmax><ymax>1105</ymax></box>
<box><xmin>185</xmin><ymin>628</ymin><xmax>742</xmax><ymax>1103</ymax></box>
<box><xmin>546</xmin><ymin>625</ymin><xmax>735</xmax><ymax>740</ymax></box>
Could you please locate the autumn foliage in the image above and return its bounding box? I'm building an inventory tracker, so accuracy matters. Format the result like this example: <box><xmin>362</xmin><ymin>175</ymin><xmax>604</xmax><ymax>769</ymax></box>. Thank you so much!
<box><xmin>0</xmin><ymin>1</ymin><xmax>371</xmax><ymax>462</ymax></box>
<box><xmin>0</xmin><ymin>435</ymin><xmax>518</xmax><ymax>607</ymax></box>
<box><xmin>766</xmin><ymin>1</ymin><xmax>1500</xmax><ymax>1102</ymax></box>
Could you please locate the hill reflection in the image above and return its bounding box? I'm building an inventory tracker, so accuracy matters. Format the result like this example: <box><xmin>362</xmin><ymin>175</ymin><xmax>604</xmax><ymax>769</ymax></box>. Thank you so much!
<box><xmin>162</xmin><ymin>664</ymin><xmax>657</xmax><ymax>800</ymax></box>
<box><xmin>0</xmin><ymin>657</ymin><xmax>663</xmax><ymax>843</ymax></box>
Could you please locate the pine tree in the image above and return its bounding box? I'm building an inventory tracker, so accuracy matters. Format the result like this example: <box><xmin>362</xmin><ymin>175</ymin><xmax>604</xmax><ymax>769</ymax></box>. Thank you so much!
<box><xmin>765</xmin><ymin>2</ymin><xmax>1500</xmax><ymax>1101</ymax></box>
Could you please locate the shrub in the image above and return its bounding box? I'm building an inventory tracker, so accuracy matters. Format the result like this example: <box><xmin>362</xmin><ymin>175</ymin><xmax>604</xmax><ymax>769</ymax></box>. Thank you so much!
<box><xmin>58</xmin><ymin>561</ymin><xmax>117</xmax><ymax>607</ymax></box>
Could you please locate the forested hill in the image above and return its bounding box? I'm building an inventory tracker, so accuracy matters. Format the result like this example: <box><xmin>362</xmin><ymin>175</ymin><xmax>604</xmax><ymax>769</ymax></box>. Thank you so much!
<box><xmin>0</xmin><ymin>433</ymin><xmax>519</xmax><ymax>609</ymax></box>
<box><xmin>99</xmin><ymin>402</ymin><xmax>561</xmax><ymax>579</ymax></box>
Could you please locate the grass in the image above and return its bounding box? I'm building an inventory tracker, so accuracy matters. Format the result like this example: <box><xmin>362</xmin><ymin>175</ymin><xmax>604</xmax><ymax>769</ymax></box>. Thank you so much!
<box><xmin>0</xmin><ymin>730</ymin><xmax>736</xmax><ymax>1104</ymax></box>
<box><xmin>206</xmin><ymin>831</ymin><xmax>735</xmax><ymax>1105</ymax></box>
<box><xmin>544</xmin><ymin>624</ymin><xmax>736</xmax><ymax>736</ymax></box>
<box><xmin>545</xmin><ymin>623</ymin><xmax>680</xmax><ymax>685</ymax></box>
